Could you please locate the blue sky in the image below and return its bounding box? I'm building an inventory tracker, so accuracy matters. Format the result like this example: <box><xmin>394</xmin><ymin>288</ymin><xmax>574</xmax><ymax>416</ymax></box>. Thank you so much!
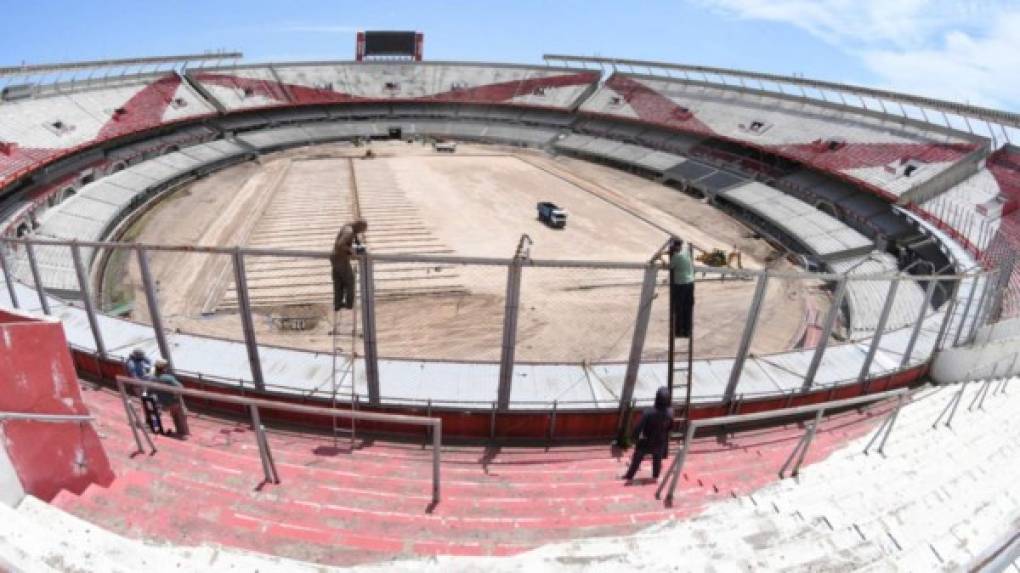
<box><xmin>3</xmin><ymin>1</ymin><xmax>1018</xmax><ymax>111</ymax></box>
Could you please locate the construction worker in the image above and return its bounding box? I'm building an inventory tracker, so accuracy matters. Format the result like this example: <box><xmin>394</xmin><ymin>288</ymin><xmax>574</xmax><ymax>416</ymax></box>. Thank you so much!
<box><xmin>663</xmin><ymin>238</ymin><xmax>695</xmax><ymax>338</ymax></box>
<box><xmin>125</xmin><ymin>348</ymin><xmax>152</xmax><ymax>380</ymax></box>
<box><xmin>623</xmin><ymin>386</ymin><xmax>674</xmax><ymax>481</ymax></box>
<box><xmin>331</xmin><ymin>220</ymin><xmax>368</xmax><ymax>312</ymax></box>
<box><xmin>153</xmin><ymin>359</ymin><xmax>189</xmax><ymax>438</ymax></box>
<box><xmin>727</xmin><ymin>245</ymin><xmax>744</xmax><ymax>269</ymax></box>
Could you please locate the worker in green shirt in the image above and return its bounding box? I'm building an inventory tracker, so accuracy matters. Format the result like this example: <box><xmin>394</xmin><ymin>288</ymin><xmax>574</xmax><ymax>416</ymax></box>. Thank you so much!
<box><xmin>663</xmin><ymin>238</ymin><xmax>695</xmax><ymax>338</ymax></box>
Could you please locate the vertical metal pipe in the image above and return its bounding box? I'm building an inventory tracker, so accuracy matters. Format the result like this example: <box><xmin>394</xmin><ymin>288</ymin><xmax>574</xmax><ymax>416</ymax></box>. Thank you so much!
<box><xmin>497</xmin><ymin>261</ymin><xmax>523</xmax><ymax>410</ymax></box>
<box><xmin>116</xmin><ymin>377</ymin><xmax>146</xmax><ymax>454</ymax></box>
<box><xmin>802</xmin><ymin>278</ymin><xmax>848</xmax><ymax>391</ymax></box>
<box><xmin>432</xmin><ymin>419</ymin><xmax>441</xmax><ymax>504</ymax></box>
<box><xmin>857</xmin><ymin>279</ymin><xmax>900</xmax><ymax>383</ymax></box>
<box><xmin>952</xmin><ymin>274</ymin><xmax>980</xmax><ymax>347</ymax></box>
<box><xmin>232</xmin><ymin>248</ymin><xmax>264</xmax><ymax>391</ymax></box>
<box><xmin>71</xmin><ymin>242</ymin><xmax>106</xmax><ymax>357</ymax></box>
<box><xmin>136</xmin><ymin>246</ymin><xmax>173</xmax><ymax>369</ymax></box>
<box><xmin>933</xmin><ymin>279</ymin><xmax>961</xmax><ymax>351</ymax></box>
<box><xmin>0</xmin><ymin>242</ymin><xmax>19</xmax><ymax>309</ymax></box>
<box><xmin>24</xmin><ymin>240</ymin><xmax>50</xmax><ymax>315</ymax></box>
<box><xmin>358</xmin><ymin>254</ymin><xmax>380</xmax><ymax>404</ymax></box>
<box><xmin>723</xmin><ymin>272</ymin><xmax>769</xmax><ymax>402</ymax></box>
<box><xmin>249</xmin><ymin>405</ymin><xmax>274</xmax><ymax>484</ymax></box>
<box><xmin>620</xmin><ymin>263</ymin><xmax>658</xmax><ymax>410</ymax></box>
<box><xmin>967</xmin><ymin>271</ymin><xmax>996</xmax><ymax>343</ymax></box>
<box><xmin>900</xmin><ymin>278</ymin><xmax>938</xmax><ymax>369</ymax></box>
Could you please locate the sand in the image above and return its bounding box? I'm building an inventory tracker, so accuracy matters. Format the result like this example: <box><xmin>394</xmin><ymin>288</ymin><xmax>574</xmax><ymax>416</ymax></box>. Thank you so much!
<box><xmin>110</xmin><ymin>141</ymin><xmax>814</xmax><ymax>363</ymax></box>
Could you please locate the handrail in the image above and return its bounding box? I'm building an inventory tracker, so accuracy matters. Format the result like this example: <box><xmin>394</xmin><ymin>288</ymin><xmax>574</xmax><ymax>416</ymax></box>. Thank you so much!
<box><xmin>0</xmin><ymin>412</ymin><xmax>94</xmax><ymax>423</ymax></box>
<box><xmin>115</xmin><ymin>375</ymin><xmax>443</xmax><ymax>505</ymax></box>
<box><xmin>0</xmin><ymin>236</ymin><xmax>991</xmax><ymax>283</ymax></box>
<box><xmin>543</xmin><ymin>54</ymin><xmax>1020</xmax><ymax>131</ymax></box>
<box><xmin>656</xmin><ymin>387</ymin><xmax>909</xmax><ymax>503</ymax></box>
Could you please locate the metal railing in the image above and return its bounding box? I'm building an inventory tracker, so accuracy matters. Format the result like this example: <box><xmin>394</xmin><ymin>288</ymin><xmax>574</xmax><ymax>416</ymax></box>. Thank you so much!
<box><xmin>0</xmin><ymin>235</ymin><xmax>1001</xmax><ymax>412</ymax></box>
<box><xmin>114</xmin><ymin>375</ymin><xmax>443</xmax><ymax>505</ymax></box>
<box><xmin>0</xmin><ymin>412</ymin><xmax>94</xmax><ymax>423</ymax></box>
<box><xmin>544</xmin><ymin>54</ymin><xmax>1020</xmax><ymax>146</ymax></box>
<box><xmin>655</xmin><ymin>388</ymin><xmax>910</xmax><ymax>504</ymax></box>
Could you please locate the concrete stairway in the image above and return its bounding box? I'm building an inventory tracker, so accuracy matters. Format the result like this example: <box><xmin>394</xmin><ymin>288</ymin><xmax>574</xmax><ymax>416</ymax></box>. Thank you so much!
<box><xmin>385</xmin><ymin>380</ymin><xmax>1020</xmax><ymax>571</ymax></box>
<box><xmin>50</xmin><ymin>382</ymin><xmax>888</xmax><ymax>568</ymax></box>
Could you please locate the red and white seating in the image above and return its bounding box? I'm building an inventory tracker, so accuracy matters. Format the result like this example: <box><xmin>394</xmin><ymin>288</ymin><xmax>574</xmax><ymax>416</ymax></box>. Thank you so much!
<box><xmin>189</xmin><ymin>63</ymin><xmax>599</xmax><ymax>112</ymax></box>
<box><xmin>579</xmin><ymin>74</ymin><xmax>981</xmax><ymax>202</ymax></box>
<box><xmin>0</xmin><ymin>73</ymin><xmax>216</xmax><ymax>189</ymax></box>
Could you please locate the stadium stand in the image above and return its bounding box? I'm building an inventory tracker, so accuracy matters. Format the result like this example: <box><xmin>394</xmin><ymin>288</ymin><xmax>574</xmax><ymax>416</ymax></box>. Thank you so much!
<box><xmin>0</xmin><ymin>73</ymin><xmax>216</xmax><ymax>188</ymax></box>
<box><xmin>579</xmin><ymin>73</ymin><xmax>984</xmax><ymax>202</ymax></box>
<box><xmin>189</xmin><ymin>63</ymin><xmax>599</xmax><ymax>112</ymax></box>
<box><xmin>717</xmin><ymin>182</ymin><xmax>874</xmax><ymax>262</ymax></box>
<box><xmin>0</xmin><ymin>378</ymin><xmax>1009</xmax><ymax>570</ymax></box>
<box><xmin>8</xmin><ymin>139</ymin><xmax>251</xmax><ymax>293</ymax></box>
<box><xmin>827</xmin><ymin>253</ymin><xmax>930</xmax><ymax>337</ymax></box>
<box><xmin>37</xmin><ymin>382</ymin><xmax>909</xmax><ymax>565</ymax></box>
<box><xmin>401</xmin><ymin>381</ymin><xmax>1019</xmax><ymax>571</ymax></box>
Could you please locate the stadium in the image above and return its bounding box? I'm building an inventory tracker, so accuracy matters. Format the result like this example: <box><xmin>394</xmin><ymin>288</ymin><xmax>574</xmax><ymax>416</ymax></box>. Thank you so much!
<box><xmin>1</xmin><ymin>26</ymin><xmax>1019</xmax><ymax>572</ymax></box>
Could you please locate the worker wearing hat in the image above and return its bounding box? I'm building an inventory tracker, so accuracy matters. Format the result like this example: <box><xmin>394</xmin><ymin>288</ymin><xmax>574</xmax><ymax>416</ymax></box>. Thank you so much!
<box><xmin>153</xmin><ymin>359</ymin><xmax>189</xmax><ymax>438</ymax></box>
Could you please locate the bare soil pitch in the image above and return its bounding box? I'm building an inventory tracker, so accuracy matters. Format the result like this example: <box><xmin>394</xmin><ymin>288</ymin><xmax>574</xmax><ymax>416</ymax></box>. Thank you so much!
<box><xmin>112</xmin><ymin>141</ymin><xmax>814</xmax><ymax>363</ymax></box>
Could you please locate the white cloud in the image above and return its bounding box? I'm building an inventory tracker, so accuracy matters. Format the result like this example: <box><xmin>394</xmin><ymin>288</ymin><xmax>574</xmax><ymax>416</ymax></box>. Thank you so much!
<box><xmin>700</xmin><ymin>0</ymin><xmax>1020</xmax><ymax>110</ymax></box>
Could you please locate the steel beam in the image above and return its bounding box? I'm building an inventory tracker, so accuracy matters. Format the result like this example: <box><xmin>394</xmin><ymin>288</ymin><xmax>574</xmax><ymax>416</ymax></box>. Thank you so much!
<box><xmin>900</xmin><ymin>278</ymin><xmax>938</xmax><ymax>369</ymax></box>
<box><xmin>23</xmin><ymin>240</ymin><xmax>50</xmax><ymax>315</ymax></box>
<box><xmin>801</xmin><ymin>278</ymin><xmax>848</xmax><ymax>392</ymax></box>
<box><xmin>857</xmin><ymin>279</ymin><xmax>900</xmax><ymax>382</ymax></box>
<box><xmin>231</xmin><ymin>248</ymin><xmax>265</xmax><ymax>391</ymax></box>
<box><xmin>497</xmin><ymin>262</ymin><xmax>522</xmax><ymax>410</ymax></box>
<box><xmin>723</xmin><ymin>272</ymin><xmax>769</xmax><ymax>403</ymax></box>
<box><xmin>952</xmin><ymin>275</ymin><xmax>980</xmax><ymax>347</ymax></box>
<box><xmin>0</xmin><ymin>244</ymin><xmax>19</xmax><ymax>309</ymax></box>
<box><xmin>359</xmin><ymin>254</ymin><xmax>380</xmax><ymax>405</ymax></box>
<box><xmin>70</xmin><ymin>242</ymin><xmax>106</xmax><ymax>357</ymax></box>
<box><xmin>619</xmin><ymin>263</ymin><xmax>659</xmax><ymax>410</ymax></box>
<box><xmin>136</xmin><ymin>246</ymin><xmax>173</xmax><ymax>369</ymax></box>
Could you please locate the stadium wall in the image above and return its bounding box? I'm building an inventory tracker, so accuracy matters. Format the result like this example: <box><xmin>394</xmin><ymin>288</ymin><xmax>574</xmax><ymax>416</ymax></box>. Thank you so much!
<box><xmin>0</xmin><ymin>309</ymin><xmax>114</xmax><ymax>502</ymax></box>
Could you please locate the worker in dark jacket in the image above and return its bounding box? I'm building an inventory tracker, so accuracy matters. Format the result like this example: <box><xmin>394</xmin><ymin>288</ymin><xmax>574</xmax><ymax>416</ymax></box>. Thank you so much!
<box><xmin>331</xmin><ymin>220</ymin><xmax>368</xmax><ymax>311</ymax></box>
<box><xmin>623</xmin><ymin>386</ymin><xmax>674</xmax><ymax>481</ymax></box>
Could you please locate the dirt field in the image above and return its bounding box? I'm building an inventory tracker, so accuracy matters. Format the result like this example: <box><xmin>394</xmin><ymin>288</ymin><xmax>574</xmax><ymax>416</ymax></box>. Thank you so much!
<box><xmin>111</xmin><ymin>140</ymin><xmax>820</xmax><ymax>363</ymax></box>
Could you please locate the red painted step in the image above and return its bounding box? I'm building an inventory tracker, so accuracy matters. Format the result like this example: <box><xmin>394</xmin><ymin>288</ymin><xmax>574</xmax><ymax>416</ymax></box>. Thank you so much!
<box><xmin>64</xmin><ymin>383</ymin><xmax>884</xmax><ymax>566</ymax></box>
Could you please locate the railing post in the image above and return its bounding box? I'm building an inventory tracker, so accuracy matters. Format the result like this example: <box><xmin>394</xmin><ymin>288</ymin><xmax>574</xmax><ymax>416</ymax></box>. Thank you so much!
<box><xmin>966</xmin><ymin>270</ymin><xmax>996</xmax><ymax>343</ymax></box>
<box><xmin>232</xmin><ymin>247</ymin><xmax>265</xmax><ymax>391</ymax></box>
<box><xmin>0</xmin><ymin>241</ymin><xmax>20</xmax><ymax>309</ymax></box>
<box><xmin>723</xmin><ymin>272</ymin><xmax>769</xmax><ymax>403</ymax></box>
<box><xmin>136</xmin><ymin>246</ymin><xmax>173</xmax><ymax>369</ymax></box>
<box><xmin>431</xmin><ymin>419</ymin><xmax>441</xmax><ymax>505</ymax></box>
<box><xmin>952</xmin><ymin>274</ymin><xmax>980</xmax><ymax>347</ymax></box>
<box><xmin>24</xmin><ymin>239</ymin><xmax>50</xmax><ymax>315</ymax></box>
<box><xmin>497</xmin><ymin>260</ymin><xmax>523</xmax><ymax>410</ymax></box>
<box><xmin>619</xmin><ymin>263</ymin><xmax>659</xmax><ymax>411</ymax></box>
<box><xmin>249</xmin><ymin>404</ymin><xmax>278</xmax><ymax>484</ymax></box>
<box><xmin>934</xmin><ymin>279</ymin><xmax>961</xmax><ymax>351</ymax></box>
<box><xmin>802</xmin><ymin>277</ymin><xmax>848</xmax><ymax>392</ymax></box>
<box><xmin>71</xmin><ymin>241</ymin><xmax>106</xmax><ymax>357</ymax></box>
<box><xmin>658</xmin><ymin>421</ymin><xmax>696</xmax><ymax>503</ymax></box>
<box><xmin>900</xmin><ymin>278</ymin><xmax>938</xmax><ymax>369</ymax></box>
<box><xmin>858</xmin><ymin>278</ymin><xmax>900</xmax><ymax>383</ymax></box>
<box><xmin>116</xmin><ymin>377</ymin><xmax>155</xmax><ymax>455</ymax></box>
<box><xmin>358</xmin><ymin>253</ymin><xmax>380</xmax><ymax>405</ymax></box>
<box><xmin>985</xmin><ymin>252</ymin><xmax>1015</xmax><ymax>322</ymax></box>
